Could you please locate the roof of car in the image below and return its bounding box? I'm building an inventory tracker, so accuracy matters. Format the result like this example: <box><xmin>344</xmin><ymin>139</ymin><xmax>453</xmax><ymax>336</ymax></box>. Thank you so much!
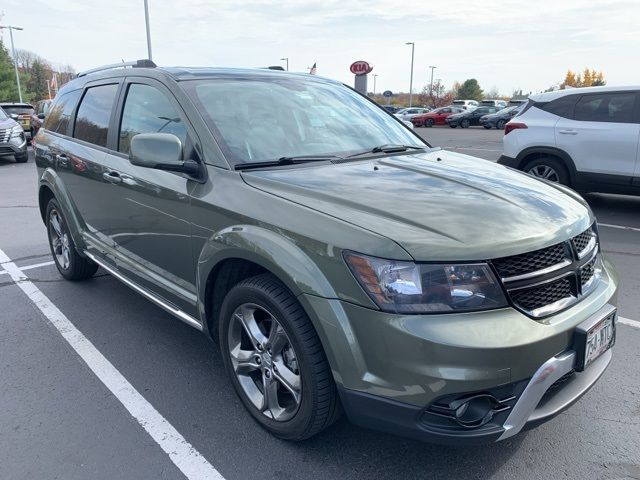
<box><xmin>530</xmin><ymin>85</ymin><xmax>640</xmax><ymax>102</ymax></box>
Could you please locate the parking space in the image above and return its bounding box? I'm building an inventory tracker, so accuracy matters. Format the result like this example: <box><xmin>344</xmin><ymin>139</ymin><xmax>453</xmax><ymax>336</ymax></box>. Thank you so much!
<box><xmin>1</xmin><ymin>150</ymin><xmax>640</xmax><ymax>480</ymax></box>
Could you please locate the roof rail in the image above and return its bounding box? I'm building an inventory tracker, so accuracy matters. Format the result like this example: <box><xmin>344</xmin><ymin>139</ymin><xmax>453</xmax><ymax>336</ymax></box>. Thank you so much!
<box><xmin>76</xmin><ymin>59</ymin><xmax>157</xmax><ymax>78</ymax></box>
<box><xmin>263</xmin><ymin>66</ymin><xmax>285</xmax><ymax>71</ymax></box>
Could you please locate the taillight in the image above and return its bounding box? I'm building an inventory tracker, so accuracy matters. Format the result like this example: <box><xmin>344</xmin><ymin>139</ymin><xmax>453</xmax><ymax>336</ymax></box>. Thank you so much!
<box><xmin>504</xmin><ymin>122</ymin><xmax>527</xmax><ymax>135</ymax></box>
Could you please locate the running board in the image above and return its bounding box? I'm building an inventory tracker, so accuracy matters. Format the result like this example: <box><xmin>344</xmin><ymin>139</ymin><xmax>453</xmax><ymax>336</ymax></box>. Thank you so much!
<box><xmin>84</xmin><ymin>251</ymin><xmax>203</xmax><ymax>331</ymax></box>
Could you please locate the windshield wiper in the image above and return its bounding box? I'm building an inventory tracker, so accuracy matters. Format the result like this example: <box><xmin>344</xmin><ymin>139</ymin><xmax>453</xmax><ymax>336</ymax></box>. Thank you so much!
<box><xmin>235</xmin><ymin>155</ymin><xmax>343</xmax><ymax>171</ymax></box>
<box><xmin>346</xmin><ymin>144</ymin><xmax>426</xmax><ymax>158</ymax></box>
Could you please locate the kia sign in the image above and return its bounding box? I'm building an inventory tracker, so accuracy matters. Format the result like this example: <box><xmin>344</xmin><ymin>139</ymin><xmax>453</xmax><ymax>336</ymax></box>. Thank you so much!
<box><xmin>350</xmin><ymin>61</ymin><xmax>373</xmax><ymax>76</ymax></box>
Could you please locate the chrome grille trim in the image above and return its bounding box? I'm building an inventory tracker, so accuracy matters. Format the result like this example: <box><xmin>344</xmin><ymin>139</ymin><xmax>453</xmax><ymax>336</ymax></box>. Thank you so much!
<box><xmin>492</xmin><ymin>224</ymin><xmax>600</xmax><ymax>319</ymax></box>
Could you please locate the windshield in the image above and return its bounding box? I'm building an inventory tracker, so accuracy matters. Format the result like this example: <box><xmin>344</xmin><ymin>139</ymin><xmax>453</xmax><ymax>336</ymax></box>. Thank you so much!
<box><xmin>0</xmin><ymin>108</ymin><xmax>7</xmax><ymax>120</ymax></box>
<box><xmin>184</xmin><ymin>76</ymin><xmax>426</xmax><ymax>166</ymax></box>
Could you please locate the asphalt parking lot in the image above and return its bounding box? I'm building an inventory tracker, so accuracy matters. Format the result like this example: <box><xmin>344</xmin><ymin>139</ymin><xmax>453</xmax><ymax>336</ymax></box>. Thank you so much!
<box><xmin>1</xmin><ymin>147</ymin><xmax>639</xmax><ymax>480</ymax></box>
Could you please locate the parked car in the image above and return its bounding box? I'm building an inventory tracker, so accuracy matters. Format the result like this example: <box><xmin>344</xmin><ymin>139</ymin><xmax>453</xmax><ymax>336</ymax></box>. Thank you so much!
<box><xmin>451</xmin><ymin>99</ymin><xmax>479</xmax><ymax>110</ymax></box>
<box><xmin>411</xmin><ymin>106</ymin><xmax>464</xmax><ymax>127</ymax></box>
<box><xmin>36</xmin><ymin>60</ymin><xmax>617</xmax><ymax>445</ymax></box>
<box><xmin>381</xmin><ymin>105</ymin><xmax>401</xmax><ymax>114</ymax></box>
<box><xmin>0</xmin><ymin>102</ymin><xmax>35</xmax><ymax>140</ymax></box>
<box><xmin>0</xmin><ymin>107</ymin><xmax>28</xmax><ymax>162</ymax></box>
<box><xmin>394</xmin><ymin>107</ymin><xmax>429</xmax><ymax>122</ymax></box>
<box><xmin>479</xmin><ymin>105</ymin><xmax>522</xmax><ymax>129</ymax></box>
<box><xmin>480</xmin><ymin>99</ymin><xmax>508</xmax><ymax>108</ymax></box>
<box><xmin>446</xmin><ymin>106</ymin><xmax>503</xmax><ymax>128</ymax></box>
<box><xmin>31</xmin><ymin>99</ymin><xmax>52</xmax><ymax>137</ymax></box>
<box><xmin>499</xmin><ymin>85</ymin><xmax>640</xmax><ymax>195</ymax></box>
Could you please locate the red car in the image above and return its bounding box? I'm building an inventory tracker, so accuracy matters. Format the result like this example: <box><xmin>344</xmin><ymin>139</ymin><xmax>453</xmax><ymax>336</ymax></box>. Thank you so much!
<box><xmin>411</xmin><ymin>106</ymin><xmax>464</xmax><ymax>127</ymax></box>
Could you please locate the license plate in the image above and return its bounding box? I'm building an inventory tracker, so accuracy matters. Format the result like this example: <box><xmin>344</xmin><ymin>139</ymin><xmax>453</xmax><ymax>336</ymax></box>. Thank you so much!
<box><xmin>574</xmin><ymin>308</ymin><xmax>616</xmax><ymax>371</ymax></box>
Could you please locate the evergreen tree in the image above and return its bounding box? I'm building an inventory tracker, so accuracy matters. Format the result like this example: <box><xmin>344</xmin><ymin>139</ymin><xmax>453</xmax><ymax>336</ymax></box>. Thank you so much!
<box><xmin>455</xmin><ymin>79</ymin><xmax>484</xmax><ymax>101</ymax></box>
<box><xmin>26</xmin><ymin>59</ymin><xmax>49</xmax><ymax>101</ymax></box>
<box><xmin>0</xmin><ymin>40</ymin><xmax>20</xmax><ymax>102</ymax></box>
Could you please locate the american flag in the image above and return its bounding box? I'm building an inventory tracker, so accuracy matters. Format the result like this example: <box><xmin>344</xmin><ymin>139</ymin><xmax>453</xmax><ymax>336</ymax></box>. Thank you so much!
<box><xmin>309</xmin><ymin>62</ymin><xmax>317</xmax><ymax>75</ymax></box>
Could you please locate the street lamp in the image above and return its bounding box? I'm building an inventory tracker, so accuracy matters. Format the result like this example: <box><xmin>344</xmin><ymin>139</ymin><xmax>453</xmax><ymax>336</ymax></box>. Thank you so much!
<box><xmin>143</xmin><ymin>0</ymin><xmax>153</xmax><ymax>61</ymax></box>
<box><xmin>405</xmin><ymin>42</ymin><xmax>415</xmax><ymax>107</ymax></box>
<box><xmin>428</xmin><ymin>65</ymin><xmax>437</xmax><ymax>107</ymax></box>
<box><xmin>373</xmin><ymin>74</ymin><xmax>378</xmax><ymax>95</ymax></box>
<box><xmin>280</xmin><ymin>57</ymin><xmax>289</xmax><ymax>71</ymax></box>
<box><xmin>0</xmin><ymin>25</ymin><xmax>24</xmax><ymax>102</ymax></box>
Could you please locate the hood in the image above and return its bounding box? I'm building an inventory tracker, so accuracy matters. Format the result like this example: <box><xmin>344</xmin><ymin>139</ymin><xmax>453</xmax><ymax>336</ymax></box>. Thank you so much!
<box><xmin>0</xmin><ymin>117</ymin><xmax>18</xmax><ymax>130</ymax></box>
<box><xmin>241</xmin><ymin>150</ymin><xmax>592</xmax><ymax>261</ymax></box>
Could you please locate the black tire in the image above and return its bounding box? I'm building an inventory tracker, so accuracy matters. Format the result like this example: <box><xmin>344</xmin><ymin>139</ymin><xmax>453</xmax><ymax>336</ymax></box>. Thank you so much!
<box><xmin>425</xmin><ymin>118</ymin><xmax>434</xmax><ymax>127</ymax></box>
<box><xmin>14</xmin><ymin>152</ymin><xmax>28</xmax><ymax>163</ymax></box>
<box><xmin>449</xmin><ymin>124</ymin><xmax>457</xmax><ymax>128</ymax></box>
<box><xmin>523</xmin><ymin>157</ymin><xmax>570</xmax><ymax>186</ymax></box>
<box><xmin>496</xmin><ymin>120</ymin><xmax>506</xmax><ymax>130</ymax></box>
<box><xmin>483</xmin><ymin>124</ymin><xmax>491</xmax><ymax>129</ymax></box>
<box><xmin>219</xmin><ymin>273</ymin><xmax>341</xmax><ymax>441</ymax></box>
<box><xmin>461</xmin><ymin>119</ymin><xmax>470</xmax><ymax>128</ymax></box>
<box><xmin>46</xmin><ymin>198</ymin><xmax>99</xmax><ymax>280</ymax></box>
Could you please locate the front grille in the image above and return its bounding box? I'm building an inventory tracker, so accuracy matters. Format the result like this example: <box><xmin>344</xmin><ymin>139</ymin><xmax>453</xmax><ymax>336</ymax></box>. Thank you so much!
<box><xmin>0</xmin><ymin>128</ymin><xmax>10</xmax><ymax>143</ymax></box>
<box><xmin>493</xmin><ymin>225</ymin><xmax>599</xmax><ymax>318</ymax></box>
<box><xmin>493</xmin><ymin>243</ymin><xmax>566</xmax><ymax>278</ymax></box>
<box><xmin>511</xmin><ymin>277</ymin><xmax>573</xmax><ymax>312</ymax></box>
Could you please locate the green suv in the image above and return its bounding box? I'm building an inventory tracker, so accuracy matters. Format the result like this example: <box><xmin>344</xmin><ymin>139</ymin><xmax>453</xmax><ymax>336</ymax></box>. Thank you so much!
<box><xmin>35</xmin><ymin>60</ymin><xmax>618</xmax><ymax>444</ymax></box>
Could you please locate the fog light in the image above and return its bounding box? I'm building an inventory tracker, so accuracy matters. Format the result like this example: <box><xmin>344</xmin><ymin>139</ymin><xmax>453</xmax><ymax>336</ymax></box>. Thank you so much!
<box><xmin>451</xmin><ymin>394</ymin><xmax>500</xmax><ymax>428</ymax></box>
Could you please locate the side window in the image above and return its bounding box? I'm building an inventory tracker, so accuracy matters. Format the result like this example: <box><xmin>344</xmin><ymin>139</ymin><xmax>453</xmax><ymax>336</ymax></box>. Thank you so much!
<box><xmin>539</xmin><ymin>95</ymin><xmax>578</xmax><ymax>119</ymax></box>
<box><xmin>73</xmin><ymin>84</ymin><xmax>118</xmax><ymax>148</ymax></box>
<box><xmin>118</xmin><ymin>84</ymin><xmax>187</xmax><ymax>155</ymax></box>
<box><xmin>43</xmin><ymin>90</ymin><xmax>82</xmax><ymax>135</ymax></box>
<box><xmin>574</xmin><ymin>93</ymin><xmax>637</xmax><ymax>123</ymax></box>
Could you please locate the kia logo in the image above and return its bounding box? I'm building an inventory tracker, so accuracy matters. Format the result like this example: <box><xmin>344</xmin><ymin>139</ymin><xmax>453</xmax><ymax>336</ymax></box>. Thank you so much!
<box><xmin>350</xmin><ymin>61</ymin><xmax>373</xmax><ymax>76</ymax></box>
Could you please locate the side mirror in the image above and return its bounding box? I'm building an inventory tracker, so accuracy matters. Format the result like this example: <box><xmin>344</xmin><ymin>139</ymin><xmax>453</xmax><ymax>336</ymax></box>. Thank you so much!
<box><xmin>38</xmin><ymin>113</ymin><xmax>46</xmax><ymax>120</ymax></box>
<box><xmin>9</xmin><ymin>113</ymin><xmax>19</xmax><ymax>120</ymax></box>
<box><xmin>129</xmin><ymin>133</ymin><xmax>200</xmax><ymax>176</ymax></box>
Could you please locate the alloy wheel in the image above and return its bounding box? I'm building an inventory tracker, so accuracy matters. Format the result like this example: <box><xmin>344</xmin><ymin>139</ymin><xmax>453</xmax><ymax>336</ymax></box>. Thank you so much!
<box><xmin>49</xmin><ymin>209</ymin><xmax>71</xmax><ymax>270</ymax></box>
<box><xmin>228</xmin><ymin>303</ymin><xmax>302</xmax><ymax>422</ymax></box>
<box><xmin>527</xmin><ymin>164</ymin><xmax>560</xmax><ymax>182</ymax></box>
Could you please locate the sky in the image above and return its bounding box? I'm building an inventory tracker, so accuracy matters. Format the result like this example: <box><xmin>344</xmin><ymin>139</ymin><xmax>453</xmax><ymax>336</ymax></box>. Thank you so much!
<box><xmin>1</xmin><ymin>0</ymin><xmax>639</xmax><ymax>96</ymax></box>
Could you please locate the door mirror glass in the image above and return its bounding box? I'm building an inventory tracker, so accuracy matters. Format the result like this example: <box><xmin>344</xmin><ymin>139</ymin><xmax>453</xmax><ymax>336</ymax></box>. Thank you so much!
<box><xmin>130</xmin><ymin>133</ymin><xmax>183</xmax><ymax>169</ymax></box>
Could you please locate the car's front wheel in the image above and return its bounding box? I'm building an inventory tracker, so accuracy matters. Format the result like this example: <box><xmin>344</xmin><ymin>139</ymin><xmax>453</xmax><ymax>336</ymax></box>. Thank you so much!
<box><xmin>425</xmin><ymin>118</ymin><xmax>434</xmax><ymax>127</ymax></box>
<box><xmin>524</xmin><ymin>157</ymin><xmax>570</xmax><ymax>185</ymax></box>
<box><xmin>461</xmin><ymin>119</ymin><xmax>470</xmax><ymax>128</ymax></box>
<box><xmin>46</xmin><ymin>198</ymin><xmax>99</xmax><ymax>280</ymax></box>
<box><xmin>496</xmin><ymin>119</ymin><xmax>506</xmax><ymax>130</ymax></box>
<box><xmin>483</xmin><ymin>124</ymin><xmax>491</xmax><ymax>129</ymax></box>
<box><xmin>219</xmin><ymin>273</ymin><xmax>341</xmax><ymax>441</ymax></box>
<box><xmin>449</xmin><ymin>124</ymin><xmax>457</xmax><ymax>128</ymax></box>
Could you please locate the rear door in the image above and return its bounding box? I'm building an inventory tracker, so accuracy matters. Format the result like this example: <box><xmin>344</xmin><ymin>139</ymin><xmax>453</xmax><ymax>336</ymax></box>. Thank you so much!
<box><xmin>555</xmin><ymin>91</ymin><xmax>639</xmax><ymax>183</ymax></box>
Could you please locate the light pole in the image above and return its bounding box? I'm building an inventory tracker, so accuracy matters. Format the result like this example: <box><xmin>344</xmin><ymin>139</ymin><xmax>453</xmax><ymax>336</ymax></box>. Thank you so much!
<box><xmin>405</xmin><ymin>42</ymin><xmax>415</xmax><ymax>107</ymax></box>
<box><xmin>0</xmin><ymin>25</ymin><xmax>24</xmax><ymax>102</ymax></box>
<box><xmin>280</xmin><ymin>57</ymin><xmax>289</xmax><ymax>71</ymax></box>
<box><xmin>428</xmin><ymin>65</ymin><xmax>437</xmax><ymax>107</ymax></box>
<box><xmin>143</xmin><ymin>0</ymin><xmax>153</xmax><ymax>61</ymax></box>
<box><xmin>373</xmin><ymin>74</ymin><xmax>378</xmax><ymax>95</ymax></box>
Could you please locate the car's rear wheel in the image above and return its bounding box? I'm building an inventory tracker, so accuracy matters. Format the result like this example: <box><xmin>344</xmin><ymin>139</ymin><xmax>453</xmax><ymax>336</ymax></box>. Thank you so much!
<box><xmin>219</xmin><ymin>273</ymin><xmax>341</xmax><ymax>441</ymax></box>
<box><xmin>496</xmin><ymin>119</ymin><xmax>506</xmax><ymax>130</ymax></box>
<box><xmin>524</xmin><ymin>157</ymin><xmax>570</xmax><ymax>185</ymax></box>
<box><xmin>461</xmin><ymin>119</ymin><xmax>470</xmax><ymax>128</ymax></box>
<box><xmin>425</xmin><ymin>118</ymin><xmax>434</xmax><ymax>127</ymax></box>
<box><xmin>46</xmin><ymin>198</ymin><xmax>99</xmax><ymax>280</ymax></box>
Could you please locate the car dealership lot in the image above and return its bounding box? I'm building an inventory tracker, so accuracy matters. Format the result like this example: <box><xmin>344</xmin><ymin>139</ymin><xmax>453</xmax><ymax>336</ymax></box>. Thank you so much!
<box><xmin>1</xmin><ymin>150</ymin><xmax>639</xmax><ymax>480</ymax></box>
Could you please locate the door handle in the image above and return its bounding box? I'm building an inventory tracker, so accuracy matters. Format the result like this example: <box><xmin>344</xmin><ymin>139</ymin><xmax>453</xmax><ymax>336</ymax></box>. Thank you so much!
<box><xmin>558</xmin><ymin>130</ymin><xmax>578</xmax><ymax>135</ymax></box>
<box><xmin>55</xmin><ymin>153</ymin><xmax>69</xmax><ymax>167</ymax></box>
<box><xmin>103</xmin><ymin>171</ymin><xmax>122</xmax><ymax>184</ymax></box>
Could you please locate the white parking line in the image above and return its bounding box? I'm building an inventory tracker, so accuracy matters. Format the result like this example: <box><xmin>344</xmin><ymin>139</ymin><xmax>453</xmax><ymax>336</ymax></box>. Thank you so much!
<box><xmin>599</xmin><ymin>223</ymin><xmax>640</xmax><ymax>233</ymax></box>
<box><xmin>0</xmin><ymin>248</ymin><xmax>225</xmax><ymax>480</ymax></box>
<box><xmin>0</xmin><ymin>260</ymin><xmax>54</xmax><ymax>275</ymax></box>
<box><xmin>619</xmin><ymin>316</ymin><xmax>640</xmax><ymax>329</ymax></box>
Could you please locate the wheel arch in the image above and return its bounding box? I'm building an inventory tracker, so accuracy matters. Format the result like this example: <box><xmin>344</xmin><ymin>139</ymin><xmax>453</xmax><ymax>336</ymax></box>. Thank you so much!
<box><xmin>516</xmin><ymin>147</ymin><xmax>578</xmax><ymax>186</ymax></box>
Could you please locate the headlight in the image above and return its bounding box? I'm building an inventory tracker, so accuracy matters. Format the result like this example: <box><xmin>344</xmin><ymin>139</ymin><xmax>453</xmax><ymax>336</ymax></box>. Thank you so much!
<box><xmin>10</xmin><ymin>125</ymin><xmax>24</xmax><ymax>138</ymax></box>
<box><xmin>344</xmin><ymin>252</ymin><xmax>508</xmax><ymax>314</ymax></box>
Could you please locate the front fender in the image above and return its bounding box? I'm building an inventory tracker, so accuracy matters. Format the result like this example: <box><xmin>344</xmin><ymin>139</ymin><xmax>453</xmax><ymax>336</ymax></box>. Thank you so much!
<box><xmin>196</xmin><ymin>223</ymin><xmax>339</xmax><ymax>323</ymax></box>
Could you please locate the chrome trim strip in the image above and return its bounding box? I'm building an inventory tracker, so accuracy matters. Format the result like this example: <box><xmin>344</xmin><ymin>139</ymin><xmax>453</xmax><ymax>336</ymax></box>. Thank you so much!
<box><xmin>499</xmin><ymin>351</ymin><xmax>576</xmax><ymax>440</ymax></box>
<box><xmin>84</xmin><ymin>251</ymin><xmax>203</xmax><ymax>331</ymax></box>
<box><xmin>576</xmin><ymin>236</ymin><xmax>597</xmax><ymax>260</ymax></box>
<box><xmin>502</xmin><ymin>258</ymin><xmax>572</xmax><ymax>284</ymax></box>
<box><xmin>498</xmin><ymin>303</ymin><xmax>615</xmax><ymax>441</ymax></box>
<box><xmin>527</xmin><ymin>295</ymin><xmax>577</xmax><ymax>318</ymax></box>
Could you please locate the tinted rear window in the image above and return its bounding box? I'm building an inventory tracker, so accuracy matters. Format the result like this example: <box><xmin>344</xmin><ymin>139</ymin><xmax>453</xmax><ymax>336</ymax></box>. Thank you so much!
<box><xmin>538</xmin><ymin>94</ymin><xmax>578</xmax><ymax>119</ymax></box>
<box><xmin>43</xmin><ymin>90</ymin><xmax>82</xmax><ymax>135</ymax></box>
<box><xmin>74</xmin><ymin>84</ymin><xmax>118</xmax><ymax>148</ymax></box>
<box><xmin>574</xmin><ymin>92</ymin><xmax>637</xmax><ymax>123</ymax></box>
<box><xmin>2</xmin><ymin>105</ymin><xmax>33</xmax><ymax>115</ymax></box>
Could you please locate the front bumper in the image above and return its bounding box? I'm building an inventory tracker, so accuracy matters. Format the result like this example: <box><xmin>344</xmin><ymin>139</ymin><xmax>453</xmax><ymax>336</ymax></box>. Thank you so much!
<box><xmin>300</xmin><ymin>258</ymin><xmax>618</xmax><ymax>444</ymax></box>
<box><xmin>497</xmin><ymin>154</ymin><xmax>519</xmax><ymax>168</ymax></box>
<box><xmin>0</xmin><ymin>134</ymin><xmax>27</xmax><ymax>157</ymax></box>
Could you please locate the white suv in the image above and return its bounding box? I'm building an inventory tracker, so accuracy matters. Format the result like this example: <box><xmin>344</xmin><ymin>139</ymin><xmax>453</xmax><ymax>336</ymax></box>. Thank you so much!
<box><xmin>499</xmin><ymin>86</ymin><xmax>640</xmax><ymax>195</ymax></box>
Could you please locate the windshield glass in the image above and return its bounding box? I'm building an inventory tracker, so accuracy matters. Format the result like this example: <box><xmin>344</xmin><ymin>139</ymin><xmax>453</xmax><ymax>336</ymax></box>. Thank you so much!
<box><xmin>184</xmin><ymin>76</ymin><xmax>426</xmax><ymax>166</ymax></box>
<box><xmin>0</xmin><ymin>108</ymin><xmax>7</xmax><ymax>120</ymax></box>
